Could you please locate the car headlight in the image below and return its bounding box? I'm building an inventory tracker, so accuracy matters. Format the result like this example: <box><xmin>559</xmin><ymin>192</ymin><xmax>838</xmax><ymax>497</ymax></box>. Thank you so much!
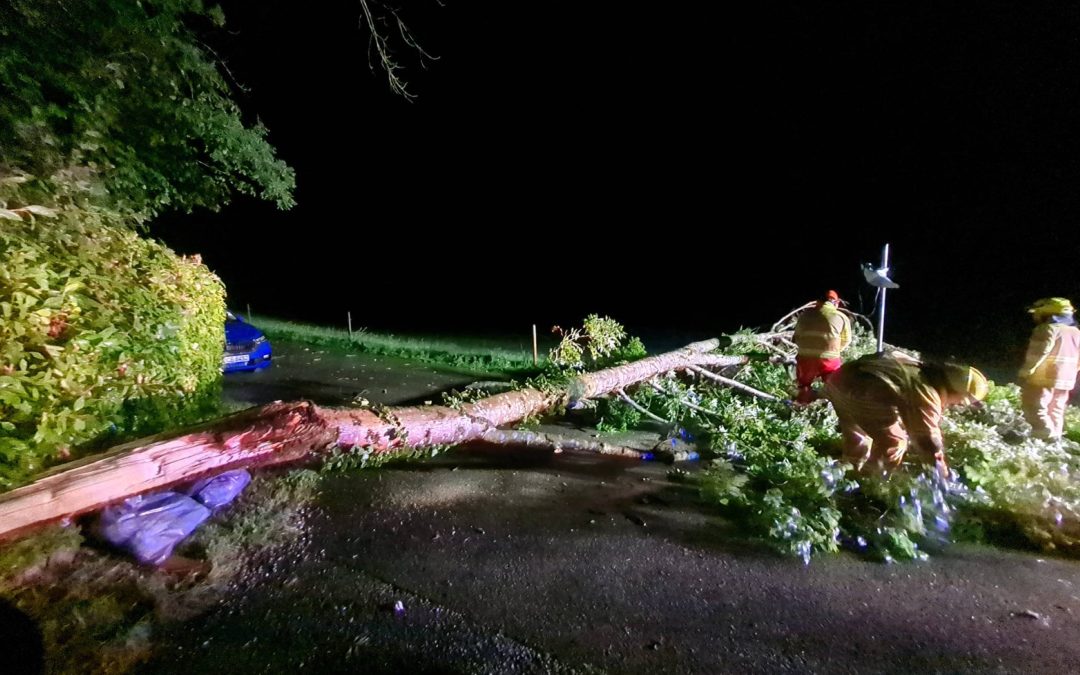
<box><xmin>254</xmin><ymin>336</ymin><xmax>267</xmax><ymax>345</ymax></box>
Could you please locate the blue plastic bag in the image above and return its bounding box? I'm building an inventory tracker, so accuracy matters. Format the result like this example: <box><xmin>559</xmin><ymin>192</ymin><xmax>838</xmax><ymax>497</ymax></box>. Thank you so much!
<box><xmin>187</xmin><ymin>469</ymin><xmax>251</xmax><ymax>511</ymax></box>
<box><xmin>97</xmin><ymin>492</ymin><xmax>211</xmax><ymax>566</ymax></box>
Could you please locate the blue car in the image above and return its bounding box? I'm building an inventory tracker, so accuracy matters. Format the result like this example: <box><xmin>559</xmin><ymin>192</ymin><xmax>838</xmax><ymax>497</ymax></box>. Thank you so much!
<box><xmin>223</xmin><ymin>311</ymin><xmax>272</xmax><ymax>372</ymax></box>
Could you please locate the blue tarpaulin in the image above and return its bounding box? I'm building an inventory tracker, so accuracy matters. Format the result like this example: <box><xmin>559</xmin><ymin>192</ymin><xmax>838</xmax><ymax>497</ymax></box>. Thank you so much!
<box><xmin>98</xmin><ymin>469</ymin><xmax>252</xmax><ymax>565</ymax></box>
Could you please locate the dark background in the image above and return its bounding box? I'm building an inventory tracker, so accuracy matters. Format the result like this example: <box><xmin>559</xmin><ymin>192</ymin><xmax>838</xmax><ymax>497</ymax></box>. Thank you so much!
<box><xmin>150</xmin><ymin>1</ymin><xmax>1080</xmax><ymax>371</ymax></box>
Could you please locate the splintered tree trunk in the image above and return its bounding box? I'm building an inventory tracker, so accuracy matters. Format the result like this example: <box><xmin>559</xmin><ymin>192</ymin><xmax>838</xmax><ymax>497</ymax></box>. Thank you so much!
<box><xmin>0</xmin><ymin>401</ymin><xmax>336</xmax><ymax>541</ymax></box>
<box><xmin>0</xmin><ymin>340</ymin><xmax>745</xmax><ymax>540</ymax></box>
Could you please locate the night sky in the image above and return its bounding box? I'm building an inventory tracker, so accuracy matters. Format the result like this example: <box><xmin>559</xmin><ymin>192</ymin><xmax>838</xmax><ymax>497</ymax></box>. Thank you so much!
<box><xmin>150</xmin><ymin>1</ymin><xmax>1080</xmax><ymax>372</ymax></box>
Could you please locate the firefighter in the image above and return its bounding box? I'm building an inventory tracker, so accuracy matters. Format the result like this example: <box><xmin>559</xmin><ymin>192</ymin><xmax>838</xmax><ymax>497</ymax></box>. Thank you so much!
<box><xmin>792</xmin><ymin>290</ymin><xmax>852</xmax><ymax>404</ymax></box>
<box><xmin>824</xmin><ymin>351</ymin><xmax>989</xmax><ymax>476</ymax></box>
<box><xmin>1019</xmin><ymin>297</ymin><xmax>1080</xmax><ymax>440</ymax></box>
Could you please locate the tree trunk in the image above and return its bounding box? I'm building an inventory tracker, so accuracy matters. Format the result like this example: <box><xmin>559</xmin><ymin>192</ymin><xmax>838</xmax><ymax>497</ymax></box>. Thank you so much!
<box><xmin>0</xmin><ymin>401</ymin><xmax>335</xmax><ymax>540</ymax></box>
<box><xmin>0</xmin><ymin>341</ymin><xmax>745</xmax><ymax>541</ymax></box>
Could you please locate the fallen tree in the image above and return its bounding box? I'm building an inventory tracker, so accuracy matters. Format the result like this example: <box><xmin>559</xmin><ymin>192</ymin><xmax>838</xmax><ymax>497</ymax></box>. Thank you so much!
<box><xmin>0</xmin><ymin>338</ymin><xmax>746</xmax><ymax>540</ymax></box>
<box><xmin>8</xmin><ymin>307</ymin><xmax>1079</xmax><ymax>566</ymax></box>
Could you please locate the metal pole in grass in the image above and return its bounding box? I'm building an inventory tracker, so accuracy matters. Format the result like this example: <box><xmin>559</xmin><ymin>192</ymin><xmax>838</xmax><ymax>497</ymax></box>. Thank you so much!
<box><xmin>877</xmin><ymin>244</ymin><xmax>888</xmax><ymax>353</ymax></box>
<box><xmin>348</xmin><ymin>311</ymin><xmax>353</xmax><ymax>339</ymax></box>
<box><xmin>246</xmin><ymin>303</ymin><xmax>252</xmax><ymax>323</ymax></box>
<box><xmin>861</xmin><ymin>243</ymin><xmax>898</xmax><ymax>353</ymax></box>
<box><xmin>532</xmin><ymin>324</ymin><xmax>538</xmax><ymax>367</ymax></box>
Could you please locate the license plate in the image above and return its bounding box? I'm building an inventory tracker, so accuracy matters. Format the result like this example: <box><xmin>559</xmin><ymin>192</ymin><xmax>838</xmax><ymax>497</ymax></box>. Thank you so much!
<box><xmin>223</xmin><ymin>354</ymin><xmax>249</xmax><ymax>365</ymax></box>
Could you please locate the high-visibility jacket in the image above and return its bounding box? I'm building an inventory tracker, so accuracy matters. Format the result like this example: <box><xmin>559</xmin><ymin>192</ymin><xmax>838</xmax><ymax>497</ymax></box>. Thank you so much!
<box><xmin>825</xmin><ymin>353</ymin><xmax>945</xmax><ymax>457</ymax></box>
<box><xmin>793</xmin><ymin>303</ymin><xmax>852</xmax><ymax>360</ymax></box>
<box><xmin>1020</xmin><ymin>322</ymin><xmax>1080</xmax><ymax>390</ymax></box>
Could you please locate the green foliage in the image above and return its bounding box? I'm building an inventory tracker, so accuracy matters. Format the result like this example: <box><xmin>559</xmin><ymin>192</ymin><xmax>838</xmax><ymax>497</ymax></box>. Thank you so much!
<box><xmin>0</xmin><ymin>214</ymin><xmax>225</xmax><ymax>487</ymax></box>
<box><xmin>550</xmin><ymin>337</ymin><xmax>586</xmax><ymax>371</ymax></box>
<box><xmin>691</xmin><ymin>382</ymin><xmax>854</xmax><ymax>562</ymax></box>
<box><xmin>730</xmin><ymin>357</ymin><xmax>797</xmax><ymax>398</ymax></box>
<box><xmin>595</xmin><ymin>398</ymin><xmax>643</xmax><ymax>433</ymax></box>
<box><xmin>724</xmin><ymin>328</ymin><xmax>779</xmax><ymax>358</ymax></box>
<box><xmin>659</xmin><ymin>358</ymin><xmax>952</xmax><ymax>562</ymax></box>
<box><xmin>645</xmin><ymin>353</ymin><xmax>1080</xmax><ymax>562</ymax></box>
<box><xmin>550</xmin><ymin>315</ymin><xmax>631</xmax><ymax>369</ymax></box>
<box><xmin>0</xmin><ymin>0</ymin><xmax>295</xmax><ymax>216</ymax></box>
<box><xmin>0</xmin><ymin>0</ymin><xmax>287</xmax><ymax>487</ymax></box>
<box><xmin>845</xmin><ymin>319</ymin><xmax>885</xmax><ymax>359</ymax></box>
<box><xmin>322</xmin><ymin>443</ymin><xmax>452</xmax><ymax>473</ymax></box>
<box><xmin>613</xmin><ymin>335</ymin><xmax>648</xmax><ymax>363</ymax></box>
<box><xmin>1066</xmin><ymin>406</ymin><xmax>1080</xmax><ymax>444</ymax></box>
<box><xmin>582</xmin><ymin>315</ymin><xmax>626</xmax><ymax>360</ymax></box>
<box><xmin>586</xmin><ymin>324</ymin><xmax>1080</xmax><ymax>562</ymax></box>
<box><xmin>944</xmin><ymin>382</ymin><xmax>1080</xmax><ymax>554</ymax></box>
<box><xmin>548</xmin><ymin>316</ymin><xmax>651</xmax><ymax>431</ymax></box>
<box><xmin>840</xmin><ymin>468</ymin><xmax>966</xmax><ymax>563</ymax></box>
<box><xmin>441</xmin><ymin>387</ymin><xmax>491</xmax><ymax>411</ymax></box>
<box><xmin>696</xmin><ymin>458</ymin><xmax>747</xmax><ymax>506</ymax></box>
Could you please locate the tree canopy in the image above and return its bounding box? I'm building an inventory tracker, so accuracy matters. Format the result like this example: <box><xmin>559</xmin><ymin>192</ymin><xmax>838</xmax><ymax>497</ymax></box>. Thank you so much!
<box><xmin>0</xmin><ymin>0</ymin><xmax>295</xmax><ymax>216</ymax></box>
